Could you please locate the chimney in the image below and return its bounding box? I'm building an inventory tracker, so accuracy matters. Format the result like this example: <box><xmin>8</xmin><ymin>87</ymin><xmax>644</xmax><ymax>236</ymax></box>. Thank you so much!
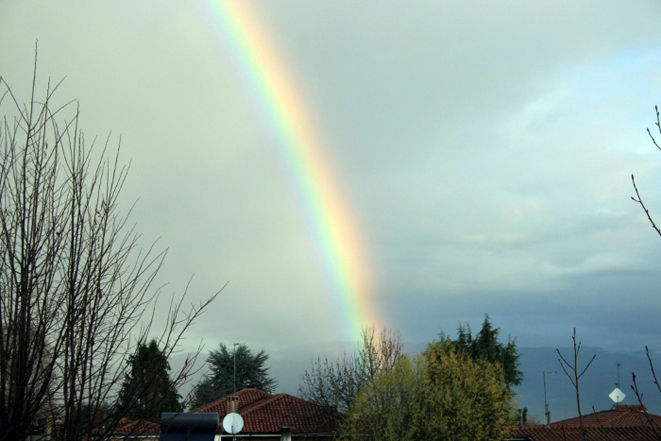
<box><xmin>280</xmin><ymin>426</ymin><xmax>292</xmax><ymax>441</ymax></box>
<box><xmin>227</xmin><ymin>394</ymin><xmax>239</xmax><ymax>414</ymax></box>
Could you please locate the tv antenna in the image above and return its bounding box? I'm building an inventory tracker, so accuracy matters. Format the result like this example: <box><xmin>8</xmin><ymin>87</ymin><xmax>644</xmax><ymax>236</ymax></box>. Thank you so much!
<box><xmin>233</xmin><ymin>343</ymin><xmax>239</xmax><ymax>394</ymax></box>
<box><xmin>609</xmin><ymin>362</ymin><xmax>625</xmax><ymax>404</ymax></box>
<box><xmin>228</xmin><ymin>343</ymin><xmax>243</xmax><ymax>441</ymax></box>
<box><xmin>616</xmin><ymin>362</ymin><xmax>622</xmax><ymax>388</ymax></box>
<box><xmin>543</xmin><ymin>371</ymin><xmax>557</xmax><ymax>424</ymax></box>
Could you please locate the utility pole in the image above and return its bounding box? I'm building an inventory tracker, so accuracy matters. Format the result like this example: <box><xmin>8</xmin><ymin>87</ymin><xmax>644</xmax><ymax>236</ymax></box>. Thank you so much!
<box><xmin>543</xmin><ymin>371</ymin><xmax>557</xmax><ymax>425</ymax></box>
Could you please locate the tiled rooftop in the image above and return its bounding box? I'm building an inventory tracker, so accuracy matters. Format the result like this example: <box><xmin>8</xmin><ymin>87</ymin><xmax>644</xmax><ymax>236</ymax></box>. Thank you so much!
<box><xmin>509</xmin><ymin>424</ymin><xmax>661</xmax><ymax>441</ymax></box>
<box><xmin>550</xmin><ymin>404</ymin><xmax>661</xmax><ymax>427</ymax></box>
<box><xmin>510</xmin><ymin>404</ymin><xmax>661</xmax><ymax>440</ymax></box>
<box><xmin>192</xmin><ymin>388</ymin><xmax>341</xmax><ymax>434</ymax></box>
<box><xmin>114</xmin><ymin>417</ymin><xmax>160</xmax><ymax>435</ymax></box>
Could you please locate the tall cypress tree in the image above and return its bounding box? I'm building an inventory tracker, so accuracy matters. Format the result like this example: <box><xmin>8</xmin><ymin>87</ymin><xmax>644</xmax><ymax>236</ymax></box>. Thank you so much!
<box><xmin>117</xmin><ymin>339</ymin><xmax>182</xmax><ymax>421</ymax></box>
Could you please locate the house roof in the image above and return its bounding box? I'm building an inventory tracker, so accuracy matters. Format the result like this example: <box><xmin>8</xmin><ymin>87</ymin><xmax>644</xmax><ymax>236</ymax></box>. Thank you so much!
<box><xmin>191</xmin><ymin>388</ymin><xmax>341</xmax><ymax>435</ymax></box>
<box><xmin>508</xmin><ymin>425</ymin><xmax>661</xmax><ymax>441</ymax></box>
<box><xmin>509</xmin><ymin>405</ymin><xmax>661</xmax><ymax>441</ymax></box>
<box><xmin>114</xmin><ymin>417</ymin><xmax>160</xmax><ymax>435</ymax></box>
<box><xmin>193</xmin><ymin>388</ymin><xmax>272</xmax><ymax>414</ymax></box>
<box><xmin>549</xmin><ymin>404</ymin><xmax>661</xmax><ymax>427</ymax></box>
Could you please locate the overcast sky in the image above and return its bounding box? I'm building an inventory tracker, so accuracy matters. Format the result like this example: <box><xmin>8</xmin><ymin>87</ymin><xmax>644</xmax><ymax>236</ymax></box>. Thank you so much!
<box><xmin>2</xmin><ymin>0</ymin><xmax>661</xmax><ymax>416</ymax></box>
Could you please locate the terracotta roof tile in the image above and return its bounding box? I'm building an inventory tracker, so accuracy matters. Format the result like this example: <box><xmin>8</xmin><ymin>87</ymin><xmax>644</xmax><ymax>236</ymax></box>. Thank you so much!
<box><xmin>114</xmin><ymin>417</ymin><xmax>160</xmax><ymax>435</ymax></box>
<box><xmin>550</xmin><ymin>403</ymin><xmax>661</xmax><ymax>427</ymax></box>
<box><xmin>192</xmin><ymin>388</ymin><xmax>271</xmax><ymax>415</ymax></box>
<box><xmin>193</xmin><ymin>388</ymin><xmax>341</xmax><ymax>435</ymax></box>
<box><xmin>510</xmin><ymin>424</ymin><xmax>661</xmax><ymax>441</ymax></box>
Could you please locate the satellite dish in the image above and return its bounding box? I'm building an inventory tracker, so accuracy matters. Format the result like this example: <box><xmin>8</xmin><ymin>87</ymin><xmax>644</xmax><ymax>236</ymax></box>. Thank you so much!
<box><xmin>609</xmin><ymin>387</ymin><xmax>626</xmax><ymax>403</ymax></box>
<box><xmin>222</xmin><ymin>412</ymin><xmax>244</xmax><ymax>435</ymax></box>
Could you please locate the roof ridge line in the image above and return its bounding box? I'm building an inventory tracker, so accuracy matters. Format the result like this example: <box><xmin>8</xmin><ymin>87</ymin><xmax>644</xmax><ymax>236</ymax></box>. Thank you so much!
<box><xmin>240</xmin><ymin>393</ymin><xmax>282</xmax><ymax>415</ymax></box>
<box><xmin>192</xmin><ymin>396</ymin><xmax>229</xmax><ymax>412</ymax></box>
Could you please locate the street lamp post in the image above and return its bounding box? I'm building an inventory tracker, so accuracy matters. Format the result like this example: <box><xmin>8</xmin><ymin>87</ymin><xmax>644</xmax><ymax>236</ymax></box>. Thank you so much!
<box><xmin>543</xmin><ymin>371</ymin><xmax>557</xmax><ymax>425</ymax></box>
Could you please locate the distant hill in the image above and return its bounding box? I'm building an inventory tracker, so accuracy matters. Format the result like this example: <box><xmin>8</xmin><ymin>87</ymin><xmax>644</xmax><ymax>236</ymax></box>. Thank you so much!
<box><xmin>177</xmin><ymin>342</ymin><xmax>661</xmax><ymax>422</ymax></box>
<box><xmin>513</xmin><ymin>346</ymin><xmax>661</xmax><ymax>422</ymax></box>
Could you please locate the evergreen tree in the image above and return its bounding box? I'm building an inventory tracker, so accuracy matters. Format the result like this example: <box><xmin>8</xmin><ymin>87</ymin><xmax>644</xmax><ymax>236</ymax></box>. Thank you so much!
<box><xmin>190</xmin><ymin>343</ymin><xmax>277</xmax><ymax>409</ymax></box>
<box><xmin>117</xmin><ymin>340</ymin><xmax>182</xmax><ymax>421</ymax></box>
<box><xmin>447</xmin><ymin>314</ymin><xmax>523</xmax><ymax>389</ymax></box>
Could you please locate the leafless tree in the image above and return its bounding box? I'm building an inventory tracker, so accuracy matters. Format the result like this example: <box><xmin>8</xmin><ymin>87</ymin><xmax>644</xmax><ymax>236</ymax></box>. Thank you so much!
<box><xmin>557</xmin><ymin>328</ymin><xmax>596</xmax><ymax>441</ymax></box>
<box><xmin>0</xmin><ymin>55</ymin><xmax>219</xmax><ymax>440</ymax></box>
<box><xmin>630</xmin><ymin>347</ymin><xmax>661</xmax><ymax>440</ymax></box>
<box><xmin>631</xmin><ymin>105</ymin><xmax>661</xmax><ymax>237</ymax></box>
<box><xmin>627</xmin><ymin>105</ymin><xmax>661</xmax><ymax>441</ymax></box>
<box><xmin>630</xmin><ymin>105</ymin><xmax>661</xmax><ymax>440</ymax></box>
<box><xmin>298</xmin><ymin>327</ymin><xmax>403</xmax><ymax>413</ymax></box>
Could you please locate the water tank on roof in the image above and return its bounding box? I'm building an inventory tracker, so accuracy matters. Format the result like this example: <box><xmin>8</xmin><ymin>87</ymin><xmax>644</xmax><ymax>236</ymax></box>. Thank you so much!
<box><xmin>159</xmin><ymin>412</ymin><xmax>218</xmax><ymax>441</ymax></box>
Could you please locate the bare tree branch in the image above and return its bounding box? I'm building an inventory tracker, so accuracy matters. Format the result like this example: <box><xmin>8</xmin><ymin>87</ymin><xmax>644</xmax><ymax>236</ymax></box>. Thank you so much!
<box><xmin>0</xmin><ymin>53</ymin><xmax>220</xmax><ymax>440</ymax></box>
<box><xmin>632</xmin><ymin>105</ymin><xmax>661</xmax><ymax>238</ymax></box>
<box><xmin>298</xmin><ymin>327</ymin><xmax>403</xmax><ymax>413</ymax></box>
<box><xmin>631</xmin><ymin>175</ymin><xmax>661</xmax><ymax>237</ymax></box>
<box><xmin>646</xmin><ymin>105</ymin><xmax>660</xmax><ymax>151</ymax></box>
<box><xmin>643</xmin><ymin>346</ymin><xmax>661</xmax><ymax>396</ymax></box>
<box><xmin>557</xmin><ymin>328</ymin><xmax>595</xmax><ymax>441</ymax></box>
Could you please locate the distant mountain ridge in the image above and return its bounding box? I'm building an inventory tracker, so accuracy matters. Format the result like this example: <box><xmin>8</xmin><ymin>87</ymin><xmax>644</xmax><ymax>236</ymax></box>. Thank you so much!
<box><xmin>178</xmin><ymin>342</ymin><xmax>661</xmax><ymax>422</ymax></box>
<box><xmin>514</xmin><ymin>346</ymin><xmax>661</xmax><ymax>422</ymax></box>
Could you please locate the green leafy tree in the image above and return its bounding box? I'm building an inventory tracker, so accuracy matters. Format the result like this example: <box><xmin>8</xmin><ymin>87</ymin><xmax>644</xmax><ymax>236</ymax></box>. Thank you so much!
<box><xmin>342</xmin><ymin>341</ymin><xmax>511</xmax><ymax>440</ymax></box>
<box><xmin>117</xmin><ymin>340</ymin><xmax>183</xmax><ymax>422</ymax></box>
<box><xmin>190</xmin><ymin>343</ymin><xmax>277</xmax><ymax>409</ymax></box>
<box><xmin>341</xmin><ymin>356</ymin><xmax>420</xmax><ymax>440</ymax></box>
<box><xmin>447</xmin><ymin>314</ymin><xmax>522</xmax><ymax>389</ymax></box>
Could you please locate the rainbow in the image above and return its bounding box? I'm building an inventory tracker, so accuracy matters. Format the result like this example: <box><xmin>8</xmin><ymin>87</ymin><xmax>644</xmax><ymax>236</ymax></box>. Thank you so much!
<box><xmin>201</xmin><ymin>1</ymin><xmax>378</xmax><ymax>341</ymax></box>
